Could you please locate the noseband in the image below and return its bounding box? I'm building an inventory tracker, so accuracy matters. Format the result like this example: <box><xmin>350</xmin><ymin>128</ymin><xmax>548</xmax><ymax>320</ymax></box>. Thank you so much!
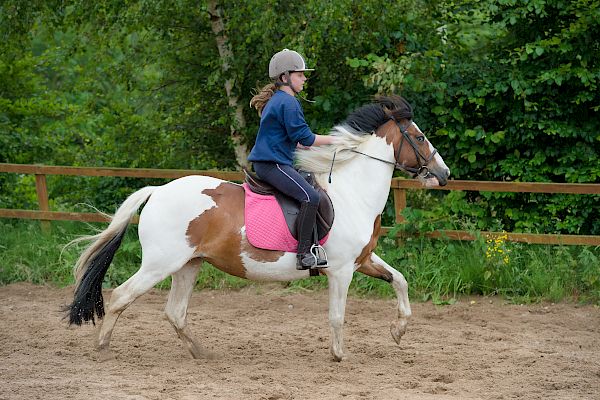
<box><xmin>351</xmin><ymin>118</ymin><xmax>438</xmax><ymax>178</ymax></box>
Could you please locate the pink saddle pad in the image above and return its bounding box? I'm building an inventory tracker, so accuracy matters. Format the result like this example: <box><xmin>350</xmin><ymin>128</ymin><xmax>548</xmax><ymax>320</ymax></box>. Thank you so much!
<box><xmin>243</xmin><ymin>183</ymin><xmax>328</xmax><ymax>252</ymax></box>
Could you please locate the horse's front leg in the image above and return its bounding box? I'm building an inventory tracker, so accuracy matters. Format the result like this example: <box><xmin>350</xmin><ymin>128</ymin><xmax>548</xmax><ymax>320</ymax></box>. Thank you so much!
<box><xmin>357</xmin><ymin>252</ymin><xmax>411</xmax><ymax>344</ymax></box>
<box><xmin>325</xmin><ymin>266</ymin><xmax>354</xmax><ymax>362</ymax></box>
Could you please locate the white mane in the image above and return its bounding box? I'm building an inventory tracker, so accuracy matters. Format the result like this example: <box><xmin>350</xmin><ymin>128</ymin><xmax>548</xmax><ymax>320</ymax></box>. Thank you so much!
<box><xmin>294</xmin><ymin>124</ymin><xmax>371</xmax><ymax>176</ymax></box>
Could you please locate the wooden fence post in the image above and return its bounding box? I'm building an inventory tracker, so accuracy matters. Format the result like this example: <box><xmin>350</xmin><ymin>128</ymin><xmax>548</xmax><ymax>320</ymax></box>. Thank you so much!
<box><xmin>393</xmin><ymin>187</ymin><xmax>407</xmax><ymax>224</ymax></box>
<box><xmin>392</xmin><ymin>186</ymin><xmax>407</xmax><ymax>245</ymax></box>
<box><xmin>34</xmin><ymin>174</ymin><xmax>50</xmax><ymax>233</ymax></box>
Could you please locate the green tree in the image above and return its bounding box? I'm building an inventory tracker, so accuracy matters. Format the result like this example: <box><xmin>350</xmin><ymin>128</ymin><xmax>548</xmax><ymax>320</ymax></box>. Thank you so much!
<box><xmin>2</xmin><ymin>0</ymin><xmax>597</xmax><ymax>234</ymax></box>
<box><xmin>350</xmin><ymin>0</ymin><xmax>600</xmax><ymax>234</ymax></box>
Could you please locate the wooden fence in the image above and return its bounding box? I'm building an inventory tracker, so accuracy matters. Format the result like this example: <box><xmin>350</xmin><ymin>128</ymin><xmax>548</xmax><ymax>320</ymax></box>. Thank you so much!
<box><xmin>1</xmin><ymin>163</ymin><xmax>599</xmax><ymax>246</ymax></box>
<box><xmin>391</xmin><ymin>179</ymin><xmax>600</xmax><ymax>246</ymax></box>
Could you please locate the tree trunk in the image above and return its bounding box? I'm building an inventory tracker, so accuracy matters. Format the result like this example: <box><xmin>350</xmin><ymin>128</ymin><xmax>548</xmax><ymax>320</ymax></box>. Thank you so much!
<box><xmin>207</xmin><ymin>0</ymin><xmax>251</xmax><ymax>170</ymax></box>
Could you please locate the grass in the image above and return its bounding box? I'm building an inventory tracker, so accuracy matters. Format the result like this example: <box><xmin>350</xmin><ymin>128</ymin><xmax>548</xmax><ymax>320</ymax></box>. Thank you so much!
<box><xmin>375</xmin><ymin>233</ymin><xmax>600</xmax><ymax>304</ymax></box>
<box><xmin>1</xmin><ymin>219</ymin><xmax>599</xmax><ymax>304</ymax></box>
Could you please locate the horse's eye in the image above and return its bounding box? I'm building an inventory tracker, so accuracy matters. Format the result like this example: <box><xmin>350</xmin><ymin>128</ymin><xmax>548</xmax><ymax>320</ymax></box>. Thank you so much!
<box><xmin>416</xmin><ymin>136</ymin><xmax>425</xmax><ymax>142</ymax></box>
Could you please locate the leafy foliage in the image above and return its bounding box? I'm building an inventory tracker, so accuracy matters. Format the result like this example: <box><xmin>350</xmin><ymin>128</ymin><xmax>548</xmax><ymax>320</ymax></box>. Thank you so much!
<box><xmin>1</xmin><ymin>0</ymin><xmax>598</xmax><ymax>234</ymax></box>
<box><xmin>349</xmin><ymin>0</ymin><xmax>600</xmax><ymax>234</ymax></box>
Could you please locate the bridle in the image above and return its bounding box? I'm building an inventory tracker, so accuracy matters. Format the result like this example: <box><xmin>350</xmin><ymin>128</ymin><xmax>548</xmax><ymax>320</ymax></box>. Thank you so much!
<box><xmin>350</xmin><ymin>118</ymin><xmax>438</xmax><ymax>179</ymax></box>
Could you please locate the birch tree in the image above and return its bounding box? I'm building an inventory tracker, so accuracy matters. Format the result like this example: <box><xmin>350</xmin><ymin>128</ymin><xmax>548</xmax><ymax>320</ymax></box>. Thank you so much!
<box><xmin>207</xmin><ymin>0</ymin><xmax>250</xmax><ymax>169</ymax></box>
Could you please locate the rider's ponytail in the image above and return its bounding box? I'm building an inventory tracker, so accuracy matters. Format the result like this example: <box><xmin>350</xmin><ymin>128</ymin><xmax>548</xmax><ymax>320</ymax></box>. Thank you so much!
<box><xmin>250</xmin><ymin>83</ymin><xmax>277</xmax><ymax>116</ymax></box>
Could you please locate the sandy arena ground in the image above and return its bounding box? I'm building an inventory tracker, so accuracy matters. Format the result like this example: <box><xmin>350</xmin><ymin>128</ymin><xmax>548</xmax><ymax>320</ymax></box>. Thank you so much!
<box><xmin>0</xmin><ymin>282</ymin><xmax>599</xmax><ymax>400</ymax></box>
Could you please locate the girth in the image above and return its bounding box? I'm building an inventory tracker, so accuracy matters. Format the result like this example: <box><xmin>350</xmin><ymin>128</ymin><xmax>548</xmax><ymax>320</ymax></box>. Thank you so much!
<box><xmin>243</xmin><ymin>170</ymin><xmax>334</xmax><ymax>241</ymax></box>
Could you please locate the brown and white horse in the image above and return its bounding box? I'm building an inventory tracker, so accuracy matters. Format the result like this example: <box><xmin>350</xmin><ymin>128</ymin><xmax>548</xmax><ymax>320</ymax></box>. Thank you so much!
<box><xmin>66</xmin><ymin>96</ymin><xmax>450</xmax><ymax>361</ymax></box>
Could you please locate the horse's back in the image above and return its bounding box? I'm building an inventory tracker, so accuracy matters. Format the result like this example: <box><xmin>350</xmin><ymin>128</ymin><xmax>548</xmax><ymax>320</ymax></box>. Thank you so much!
<box><xmin>137</xmin><ymin>176</ymin><xmax>242</xmax><ymax>252</ymax></box>
<box><xmin>137</xmin><ymin>174</ymin><xmax>268</xmax><ymax>278</ymax></box>
<box><xmin>159</xmin><ymin>174</ymin><xmax>229</xmax><ymax>195</ymax></box>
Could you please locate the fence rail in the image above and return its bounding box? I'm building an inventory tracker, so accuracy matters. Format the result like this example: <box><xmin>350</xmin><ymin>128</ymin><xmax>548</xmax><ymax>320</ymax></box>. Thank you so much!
<box><xmin>1</xmin><ymin>163</ymin><xmax>599</xmax><ymax>246</ymax></box>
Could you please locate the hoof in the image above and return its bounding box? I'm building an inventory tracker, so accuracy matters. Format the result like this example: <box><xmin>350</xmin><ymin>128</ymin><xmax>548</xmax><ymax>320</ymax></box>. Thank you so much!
<box><xmin>190</xmin><ymin>348</ymin><xmax>218</xmax><ymax>360</ymax></box>
<box><xmin>97</xmin><ymin>348</ymin><xmax>115</xmax><ymax>362</ymax></box>
<box><xmin>188</xmin><ymin>342</ymin><xmax>218</xmax><ymax>360</ymax></box>
<box><xmin>390</xmin><ymin>320</ymin><xmax>408</xmax><ymax>345</ymax></box>
<box><xmin>330</xmin><ymin>349</ymin><xmax>345</xmax><ymax>362</ymax></box>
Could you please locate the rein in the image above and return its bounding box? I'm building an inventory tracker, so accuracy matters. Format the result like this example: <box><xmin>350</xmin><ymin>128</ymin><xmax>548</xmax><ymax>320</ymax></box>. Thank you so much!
<box><xmin>327</xmin><ymin>119</ymin><xmax>438</xmax><ymax>183</ymax></box>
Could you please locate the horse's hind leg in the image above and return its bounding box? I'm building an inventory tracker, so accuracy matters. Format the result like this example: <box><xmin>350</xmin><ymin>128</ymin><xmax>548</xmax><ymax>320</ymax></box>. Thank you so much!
<box><xmin>357</xmin><ymin>252</ymin><xmax>411</xmax><ymax>344</ymax></box>
<box><xmin>97</xmin><ymin>254</ymin><xmax>190</xmax><ymax>359</ymax></box>
<box><xmin>165</xmin><ymin>259</ymin><xmax>214</xmax><ymax>359</ymax></box>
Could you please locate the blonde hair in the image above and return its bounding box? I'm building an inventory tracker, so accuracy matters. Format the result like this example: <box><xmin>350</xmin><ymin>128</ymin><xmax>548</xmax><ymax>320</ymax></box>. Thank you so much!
<box><xmin>249</xmin><ymin>83</ymin><xmax>277</xmax><ymax>116</ymax></box>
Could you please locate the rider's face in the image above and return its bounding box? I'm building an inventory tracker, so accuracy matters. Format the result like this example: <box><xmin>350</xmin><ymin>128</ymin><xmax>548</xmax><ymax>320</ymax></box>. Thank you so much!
<box><xmin>287</xmin><ymin>71</ymin><xmax>307</xmax><ymax>93</ymax></box>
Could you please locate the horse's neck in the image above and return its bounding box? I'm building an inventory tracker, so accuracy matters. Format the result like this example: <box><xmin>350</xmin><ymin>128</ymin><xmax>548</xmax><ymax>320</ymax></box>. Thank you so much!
<box><xmin>322</xmin><ymin>138</ymin><xmax>395</xmax><ymax>217</ymax></box>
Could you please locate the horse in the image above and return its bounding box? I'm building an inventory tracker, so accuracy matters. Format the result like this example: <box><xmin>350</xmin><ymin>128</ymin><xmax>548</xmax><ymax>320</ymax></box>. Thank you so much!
<box><xmin>66</xmin><ymin>95</ymin><xmax>450</xmax><ymax>362</ymax></box>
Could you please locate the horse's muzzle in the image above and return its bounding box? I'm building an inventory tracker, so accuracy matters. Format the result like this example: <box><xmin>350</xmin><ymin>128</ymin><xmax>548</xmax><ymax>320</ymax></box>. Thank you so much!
<box><xmin>424</xmin><ymin>167</ymin><xmax>450</xmax><ymax>187</ymax></box>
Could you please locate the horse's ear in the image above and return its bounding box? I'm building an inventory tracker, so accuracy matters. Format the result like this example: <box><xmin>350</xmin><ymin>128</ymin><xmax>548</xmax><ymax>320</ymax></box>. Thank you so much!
<box><xmin>381</xmin><ymin>106</ymin><xmax>393</xmax><ymax>118</ymax></box>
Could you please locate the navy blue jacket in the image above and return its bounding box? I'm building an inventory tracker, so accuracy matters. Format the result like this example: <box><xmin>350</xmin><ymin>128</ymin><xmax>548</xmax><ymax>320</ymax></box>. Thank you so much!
<box><xmin>248</xmin><ymin>90</ymin><xmax>316</xmax><ymax>165</ymax></box>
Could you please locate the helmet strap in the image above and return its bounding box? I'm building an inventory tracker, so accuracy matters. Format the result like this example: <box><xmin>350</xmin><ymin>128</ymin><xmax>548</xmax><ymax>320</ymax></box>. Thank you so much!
<box><xmin>277</xmin><ymin>72</ymin><xmax>314</xmax><ymax>103</ymax></box>
<box><xmin>298</xmin><ymin>93</ymin><xmax>316</xmax><ymax>104</ymax></box>
<box><xmin>275</xmin><ymin>71</ymin><xmax>315</xmax><ymax>103</ymax></box>
<box><xmin>279</xmin><ymin>71</ymin><xmax>300</xmax><ymax>95</ymax></box>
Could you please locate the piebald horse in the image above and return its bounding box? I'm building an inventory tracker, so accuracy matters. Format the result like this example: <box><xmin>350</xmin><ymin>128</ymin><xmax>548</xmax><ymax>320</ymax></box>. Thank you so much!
<box><xmin>66</xmin><ymin>95</ymin><xmax>450</xmax><ymax>361</ymax></box>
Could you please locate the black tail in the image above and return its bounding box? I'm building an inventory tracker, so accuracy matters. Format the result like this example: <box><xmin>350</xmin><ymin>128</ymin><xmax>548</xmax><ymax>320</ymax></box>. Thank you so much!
<box><xmin>65</xmin><ymin>229</ymin><xmax>127</xmax><ymax>325</ymax></box>
<box><xmin>63</xmin><ymin>185</ymin><xmax>155</xmax><ymax>325</ymax></box>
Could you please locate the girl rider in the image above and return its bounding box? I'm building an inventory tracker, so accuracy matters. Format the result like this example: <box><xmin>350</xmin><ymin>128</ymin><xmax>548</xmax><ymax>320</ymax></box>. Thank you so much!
<box><xmin>249</xmin><ymin>49</ymin><xmax>337</xmax><ymax>270</ymax></box>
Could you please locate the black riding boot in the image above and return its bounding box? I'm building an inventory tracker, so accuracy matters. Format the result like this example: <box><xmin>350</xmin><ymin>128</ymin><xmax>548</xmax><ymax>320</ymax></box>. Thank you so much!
<box><xmin>296</xmin><ymin>201</ymin><xmax>328</xmax><ymax>270</ymax></box>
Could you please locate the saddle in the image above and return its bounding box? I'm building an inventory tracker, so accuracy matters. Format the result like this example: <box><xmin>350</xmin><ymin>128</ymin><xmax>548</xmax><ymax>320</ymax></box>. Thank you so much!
<box><xmin>243</xmin><ymin>170</ymin><xmax>335</xmax><ymax>242</ymax></box>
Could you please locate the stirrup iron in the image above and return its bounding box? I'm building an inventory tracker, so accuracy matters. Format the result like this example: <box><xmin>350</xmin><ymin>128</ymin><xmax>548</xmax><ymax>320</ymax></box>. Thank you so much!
<box><xmin>296</xmin><ymin>244</ymin><xmax>328</xmax><ymax>270</ymax></box>
<box><xmin>310</xmin><ymin>244</ymin><xmax>328</xmax><ymax>268</ymax></box>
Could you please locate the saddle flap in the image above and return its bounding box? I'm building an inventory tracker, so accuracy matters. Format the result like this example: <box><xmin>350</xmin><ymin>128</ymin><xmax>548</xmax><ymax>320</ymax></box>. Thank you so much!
<box><xmin>316</xmin><ymin>190</ymin><xmax>334</xmax><ymax>238</ymax></box>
